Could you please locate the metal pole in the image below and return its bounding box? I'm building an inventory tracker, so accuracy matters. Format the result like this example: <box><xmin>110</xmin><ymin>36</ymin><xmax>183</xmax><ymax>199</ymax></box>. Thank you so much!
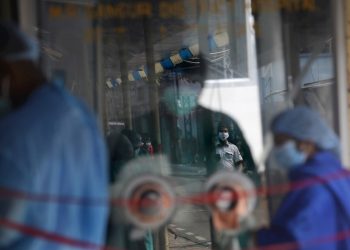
<box><xmin>95</xmin><ymin>22</ymin><xmax>107</xmax><ymax>132</ymax></box>
<box><xmin>333</xmin><ymin>0</ymin><xmax>350</xmax><ymax>166</ymax></box>
<box><xmin>143</xmin><ymin>17</ymin><xmax>161</xmax><ymax>152</ymax></box>
<box><xmin>197</xmin><ymin>0</ymin><xmax>210</xmax><ymax>60</ymax></box>
<box><xmin>228</xmin><ymin>0</ymin><xmax>237</xmax><ymax>75</ymax></box>
<box><xmin>196</xmin><ymin>1</ymin><xmax>221</xmax><ymax>249</ymax></box>
<box><xmin>255</xmin><ymin>0</ymin><xmax>287</xmax><ymax>220</ymax></box>
<box><xmin>18</xmin><ymin>0</ymin><xmax>37</xmax><ymax>36</ymax></box>
<box><xmin>118</xmin><ymin>34</ymin><xmax>133</xmax><ymax>130</ymax></box>
<box><xmin>143</xmin><ymin>14</ymin><xmax>165</xmax><ymax>250</ymax></box>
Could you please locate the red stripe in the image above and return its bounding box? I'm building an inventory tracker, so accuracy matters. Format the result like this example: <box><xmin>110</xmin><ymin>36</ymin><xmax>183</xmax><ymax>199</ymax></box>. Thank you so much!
<box><xmin>1</xmin><ymin>169</ymin><xmax>350</xmax><ymax>208</ymax></box>
<box><xmin>0</xmin><ymin>218</ymin><xmax>120</xmax><ymax>250</ymax></box>
<box><xmin>1</xmin><ymin>217</ymin><xmax>350</xmax><ymax>250</ymax></box>
<box><xmin>244</xmin><ymin>229</ymin><xmax>350</xmax><ymax>250</ymax></box>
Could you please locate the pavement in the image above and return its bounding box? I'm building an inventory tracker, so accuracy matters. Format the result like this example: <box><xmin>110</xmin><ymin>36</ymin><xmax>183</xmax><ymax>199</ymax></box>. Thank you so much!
<box><xmin>167</xmin><ymin>174</ymin><xmax>213</xmax><ymax>249</ymax></box>
<box><xmin>171</xmin><ymin>164</ymin><xmax>207</xmax><ymax>176</ymax></box>
<box><xmin>167</xmin><ymin>226</ymin><xmax>212</xmax><ymax>250</ymax></box>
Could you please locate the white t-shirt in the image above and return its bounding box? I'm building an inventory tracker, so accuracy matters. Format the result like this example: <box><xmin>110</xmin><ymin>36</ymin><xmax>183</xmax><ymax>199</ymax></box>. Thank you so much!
<box><xmin>216</xmin><ymin>142</ymin><xmax>243</xmax><ymax>171</ymax></box>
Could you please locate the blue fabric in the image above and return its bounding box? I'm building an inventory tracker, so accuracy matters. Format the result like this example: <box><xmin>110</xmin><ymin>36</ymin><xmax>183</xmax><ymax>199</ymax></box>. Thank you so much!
<box><xmin>208</xmin><ymin>35</ymin><xmax>218</xmax><ymax>51</ymax></box>
<box><xmin>271</xmin><ymin>106</ymin><xmax>340</xmax><ymax>155</ymax></box>
<box><xmin>144</xmin><ymin>231</ymin><xmax>153</xmax><ymax>250</ymax></box>
<box><xmin>160</xmin><ymin>58</ymin><xmax>174</xmax><ymax>69</ymax></box>
<box><xmin>0</xmin><ymin>84</ymin><xmax>109</xmax><ymax>249</ymax></box>
<box><xmin>257</xmin><ymin>151</ymin><xmax>350</xmax><ymax>250</ymax></box>
<box><xmin>179</xmin><ymin>48</ymin><xmax>193</xmax><ymax>60</ymax></box>
<box><xmin>132</xmin><ymin>71</ymin><xmax>142</xmax><ymax>81</ymax></box>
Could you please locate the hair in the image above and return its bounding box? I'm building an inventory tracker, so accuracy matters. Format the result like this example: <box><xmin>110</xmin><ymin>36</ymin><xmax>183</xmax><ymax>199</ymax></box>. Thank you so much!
<box><xmin>217</xmin><ymin>122</ymin><xmax>230</xmax><ymax>132</ymax></box>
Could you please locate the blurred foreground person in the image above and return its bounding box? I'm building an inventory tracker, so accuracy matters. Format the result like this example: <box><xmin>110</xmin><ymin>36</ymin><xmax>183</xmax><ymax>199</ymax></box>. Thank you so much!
<box><xmin>258</xmin><ymin>106</ymin><xmax>350</xmax><ymax>249</ymax></box>
<box><xmin>213</xmin><ymin>106</ymin><xmax>350</xmax><ymax>250</ymax></box>
<box><xmin>0</xmin><ymin>23</ymin><xmax>109</xmax><ymax>249</ymax></box>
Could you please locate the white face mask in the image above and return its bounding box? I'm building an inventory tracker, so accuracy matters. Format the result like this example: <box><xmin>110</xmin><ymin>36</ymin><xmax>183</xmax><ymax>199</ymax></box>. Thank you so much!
<box><xmin>0</xmin><ymin>77</ymin><xmax>12</xmax><ymax>117</ymax></box>
<box><xmin>218</xmin><ymin>132</ymin><xmax>229</xmax><ymax>141</ymax></box>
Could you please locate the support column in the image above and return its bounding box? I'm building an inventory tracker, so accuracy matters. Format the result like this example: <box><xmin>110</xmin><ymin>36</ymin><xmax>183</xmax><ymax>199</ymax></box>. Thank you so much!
<box><xmin>18</xmin><ymin>0</ymin><xmax>37</xmax><ymax>37</ymax></box>
<box><xmin>95</xmin><ymin>24</ymin><xmax>108</xmax><ymax>132</ymax></box>
<box><xmin>0</xmin><ymin>0</ymin><xmax>17</xmax><ymax>22</ymax></box>
<box><xmin>255</xmin><ymin>0</ymin><xmax>288</xmax><ymax>220</ymax></box>
<box><xmin>144</xmin><ymin>17</ymin><xmax>161</xmax><ymax>152</ymax></box>
<box><xmin>336</xmin><ymin>0</ymin><xmax>350</xmax><ymax>166</ymax></box>
<box><xmin>118</xmin><ymin>35</ymin><xmax>133</xmax><ymax>130</ymax></box>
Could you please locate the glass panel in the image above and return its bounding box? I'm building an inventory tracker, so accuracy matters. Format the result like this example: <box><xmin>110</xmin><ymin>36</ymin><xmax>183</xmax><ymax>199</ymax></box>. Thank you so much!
<box><xmin>3</xmin><ymin>0</ymin><xmax>339</xmax><ymax>249</ymax></box>
<box><xmin>255</xmin><ymin>0</ymin><xmax>338</xmax><ymax>214</ymax></box>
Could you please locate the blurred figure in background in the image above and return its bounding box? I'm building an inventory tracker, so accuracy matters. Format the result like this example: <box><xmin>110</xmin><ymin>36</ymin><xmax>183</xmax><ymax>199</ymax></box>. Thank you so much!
<box><xmin>216</xmin><ymin>122</ymin><xmax>243</xmax><ymax>172</ymax></box>
<box><xmin>107</xmin><ymin>131</ymin><xmax>134</xmax><ymax>183</ymax></box>
<box><xmin>106</xmin><ymin>131</ymin><xmax>134</xmax><ymax>249</ymax></box>
<box><xmin>121</xmin><ymin>129</ymin><xmax>148</xmax><ymax>157</ymax></box>
<box><xmin>0</xmin><ymin>23</ymin><xmax>109</xmax><ymax>249</ymax></box>
<box><xmin>110</xmin><ymin>128</ymin><xmax>153</xmax><ymax>250</ymax></box>
<box><xmin>143</xmin><ymin>135</ymin><xmax>154</xmax><ymax>157</ymax></box>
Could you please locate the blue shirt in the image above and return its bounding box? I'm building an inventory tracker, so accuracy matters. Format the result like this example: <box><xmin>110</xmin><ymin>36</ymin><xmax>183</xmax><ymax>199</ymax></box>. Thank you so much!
<box><xmin>257</xmin><ymin>151</ymin><xmax>350</xmax><ymax>250</ymax></box>
<box><xmin>0</xmin><ymin>84</ymin><xmax>109</xmax><ymax>249</ymax></box>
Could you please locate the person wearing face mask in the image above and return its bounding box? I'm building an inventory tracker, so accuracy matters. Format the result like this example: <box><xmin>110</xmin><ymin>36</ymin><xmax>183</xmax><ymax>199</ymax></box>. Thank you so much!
<box><xmin>215</xmin><ymin>122</ymin><xmax>243</xmax><ymax>172</ymax></box>
<box><xmin>212</xmin><ymin>106</ymin><xmax>350</xmax><ymax>250</ymax></box>
<box><xmin>0</xmin><ymin>23</ymin><xmax>109</xmax><ymax>249</ymax></box>
<box><xmin>257</xmin><ymin>106</ymin><xmax>350</xmax><ymax>250</ymax></box>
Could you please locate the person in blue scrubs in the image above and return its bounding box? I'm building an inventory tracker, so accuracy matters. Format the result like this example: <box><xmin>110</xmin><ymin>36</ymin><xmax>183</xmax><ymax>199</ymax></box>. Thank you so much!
<box><xmin>256</xmin><ymin>106</ymin><xmax>350</xmax><ymax>250</ymax></box>
<box><xmin>0</xmin><ymin>23</ymin><xmax>109</xmax><ymax>249</ymax></box>
<box><xmin>212</xmin><ymin>106</ymin><xmax>350</xmax><ymax>250</ymax></box>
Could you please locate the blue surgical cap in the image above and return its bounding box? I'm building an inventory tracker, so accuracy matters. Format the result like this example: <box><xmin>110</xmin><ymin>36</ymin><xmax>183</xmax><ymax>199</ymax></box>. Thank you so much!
<box><xmin>271</xmin><ymin>106</ymin><xmax>340</xmax><ymax>154</ymax></box>
<box><xmin>0</xmin><ymin>23</ymin><xmax>39</xmax><ymax>62</ymax></box>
